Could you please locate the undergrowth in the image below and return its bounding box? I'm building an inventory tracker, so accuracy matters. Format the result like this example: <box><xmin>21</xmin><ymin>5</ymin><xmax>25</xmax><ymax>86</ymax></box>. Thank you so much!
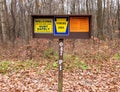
<box><xmin>64</xmin><ymin>54</ymin><xmax>90</xmax><ymax>70</ymax></box>
<box><xmin>113</xmin><ymin>53</ymin><xmax>120</xmax><ymax>60</ymax></box>
<box><xmin>0</xmin><ymin>60</ymin><xmax>39</xmax><ymax>74</ymax></box>
<box><xmin>0</xmin><ymin>51</ymin><xmax>119</xmax><ymax>75</ymax></box>
<box><xmin>43</xmin><ymin>48</ymin><xmax>58</xmax><ymax>60</ymax></box>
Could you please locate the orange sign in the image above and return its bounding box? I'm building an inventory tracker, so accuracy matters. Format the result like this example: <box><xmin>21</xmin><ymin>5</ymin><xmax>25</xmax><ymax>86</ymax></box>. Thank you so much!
<box><xmin>70</xmin><ymin>17</ymin><xmax>89</xmax><ymax>32</ymax></box>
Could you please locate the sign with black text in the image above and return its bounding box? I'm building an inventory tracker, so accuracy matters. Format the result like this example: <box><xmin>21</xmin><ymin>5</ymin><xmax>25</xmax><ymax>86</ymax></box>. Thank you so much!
<box><xmin>54</xmin><ymin>17</ymin><xmax>69</xmax><ymax>36</ymax></box>
<box><xmin>32</xmin><ymin>15</ymin><xmax>91</xmax><ymax>39</ymax></box>
<box><xmin>34</xmin><ymin>18</ymin><xmax>53</xmax><ymax>33</ymax></box>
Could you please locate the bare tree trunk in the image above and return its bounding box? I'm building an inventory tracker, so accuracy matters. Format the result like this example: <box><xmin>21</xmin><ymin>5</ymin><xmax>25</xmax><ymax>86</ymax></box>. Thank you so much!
<box><xmin>97</xmin><ymin>0</ymin><xmax>104</xmax><ymax>39</ymax></box>
<box><xmin>24</xmin><ymin>16</ymin><xmax>29</xmax><ymax>44</ymax></box>
<box><xmin>61</xmin><ymin>0</ymin><xmax>64</xmax><ymax>14</ymax></box>
<box><xmin>71</xmin><ymin>0</ymin><xmax>76</xmax><ymax>51</ymax></box>
<box><xmin>86</xmin><ymin>0</ymin><xmax>89</xmax><ymax>14</ymax></box>
<box><xmin>0</xmin><ymin>0</ymin><xmax>3</xmax><ymax>43</ymax></box>
<box><xmin>1</xmin><ymin>0</ymin><xmax>8</xmax><ymax>45</ymax></box>
<box><xmin>107</xmin><ymin>0</ymin><xmax>113</xmax><ymax>40</ymax></box>
<box><xmin>35</xmin><ymin>0</ymin><xmax>41</xmax><ymax>14</ymax></box>
<box><xmin>71</xmin><ymin>0</ymin><xmax>75</xmax><ymax>14</ymax></box>
<box><xmin>102</xmin><ymin>0</ymin><xmax>106</xmax><ymax>32</ymax></box>
<box><xmin>78</xmin><ymin>0</ymin><xmax>81</xmax><ymax>14</ymax></box>
<box><xmin>18</xmin><ymin>0</ymin><xmax>24</xmax><ymax>41</ymax></box>
<box><xmin>47</xmin><ymin>0</ymin><xmax>53</xmax><ymax>47</ymax></box>
<box><xmin>10</xmin><ymin>0</ymin><xmax>16</xmax><ymax>46</ymax></box>
<box><xmin>48</xmin><ymin>0</ymin><xmax>52</xmax><ymax>14</ymax></box>
<box><xmin>118</xmin><ymin>0</ymin><xmax>120</xmax><ymax>38</ymax></box>
<box><xmin>18</xmin><ymin>0</ymin><xmax>29</xmax><ymax>44</ymax></box>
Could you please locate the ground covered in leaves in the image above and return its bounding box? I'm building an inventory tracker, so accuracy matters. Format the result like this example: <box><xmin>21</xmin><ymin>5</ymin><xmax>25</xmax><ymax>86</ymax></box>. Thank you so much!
<box><xmin>0</xmin><ymin>39</ymin><xmax>120</xmax><ymax>92</ymax></box>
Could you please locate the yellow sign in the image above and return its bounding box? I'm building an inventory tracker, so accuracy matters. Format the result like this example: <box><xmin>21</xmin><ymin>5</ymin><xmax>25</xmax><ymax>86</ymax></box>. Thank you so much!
<box><xmin>55</xmin><ymin>18</ymin><xmax>68</xmax><ymax>33</ymax></box>
<box><xmin>34</xmin><ymin>19</ymin><xmax>53</xmax><ymax>33</ymax></box>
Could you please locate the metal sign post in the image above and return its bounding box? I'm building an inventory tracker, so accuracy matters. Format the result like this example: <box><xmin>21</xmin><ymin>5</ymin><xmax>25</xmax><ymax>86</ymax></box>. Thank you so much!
<box><xmin>58</xmin><ymin>39</ymin><xmax>64</xmax><ymax>92</ymax></box>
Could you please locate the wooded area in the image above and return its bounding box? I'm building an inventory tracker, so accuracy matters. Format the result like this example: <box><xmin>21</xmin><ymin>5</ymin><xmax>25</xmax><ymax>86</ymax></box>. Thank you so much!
<box><xmin>0</xmin><ymin>0</ymin><xmax>120</xmax><ymax>46</ymax></box>
<box><xmin>0</xmin><ymin>0</ymin><xmax>120</xmax><ymax>92</ymax></box>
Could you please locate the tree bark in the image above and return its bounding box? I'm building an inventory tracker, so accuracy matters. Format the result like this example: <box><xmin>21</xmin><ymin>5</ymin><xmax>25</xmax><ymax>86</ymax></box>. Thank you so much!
<box><xmin>0</xmin><ymin>0</ymin><xmax>3</xmax><ymax>43</ymax></box>
<box><xmin>118</xmin><ymin>0</ymin><xmax>120</xmax><ymax>38</ymax></box>
<box><xmin>71</xmin><ymin>0</ymin><xmax>76</xmax><ymax>51</ymax></box>
<box><xmin>107</xmin><ymin>0</ymin><xmax>113</xmax><ymax>40</ymax></box>
<box><xmin>10</xmin><ymin>0</ymin><xmax>16</xmax><ymax>46</ymax></box>
<box><xmin>86</xmin><ymin>0</ymin><xmax>89</xmax><ymax>14</ymax></box>
<box><xmin>1</xmin><ymin>0</ymin><xmax>8</xmax><ymax>44</ymax></box>
<box><xmin>61</xmin><ymin>0</ymin><xmax>64</xmax><ymax>14</ymax></box>
<box><xmin>97</xmin><ymin>0</ymin><xmax>104</xmax><ymax>39</ymax></box>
